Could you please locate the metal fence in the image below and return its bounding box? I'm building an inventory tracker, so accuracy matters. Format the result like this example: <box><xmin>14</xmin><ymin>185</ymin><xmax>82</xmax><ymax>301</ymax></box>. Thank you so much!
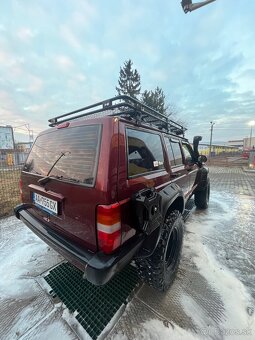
<box><xmin>0</xmin><ymin>150</ymin><xmax>28</xmax><ymax>218</ymax></box>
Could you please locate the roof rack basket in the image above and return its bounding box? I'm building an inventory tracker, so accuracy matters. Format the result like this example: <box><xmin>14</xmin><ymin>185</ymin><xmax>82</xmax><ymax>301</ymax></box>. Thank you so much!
<box><xmin>48</xmin><ymin>95</ymin><xmax>186</xmax><ymax>136</ymax></box>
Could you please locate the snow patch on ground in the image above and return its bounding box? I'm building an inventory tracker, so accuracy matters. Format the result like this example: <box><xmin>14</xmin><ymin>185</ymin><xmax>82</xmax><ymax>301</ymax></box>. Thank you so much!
<box><xmin>141</xmin><ymin>319</ymin><xmax>201</xmax><ymax>340</ymax></box>
<box><xmin>187</xmin><ymin>192</ymin><xmax>236</xmax><ymax>236</ymax></box>
<box><xmin>28</xmin><ymin>320</ymin><xmax>74</xmax><ymax>340</ymax></box>
<box><xmin>0</xmin><ymin>216</ymin><xmax>66</xmax><ymax>339</ymax></box>
<box><xmin>0</xmin><ymin>218</ymin><xmax>48</xmax><ymax>298</ymax></box>
<box><xmin>113</xmin><ymin>319</ymin><xmax>201</xmax><ymax>340</ymax></box>
<box><xmin>183</xmin><ymin>192</ymin><xmax>255</xmax><ymax>339</ymax></box>
<box><xmin>21</xmin><ymin>310</ymin><xmax>77</xmax><ymax>340</ymax></box>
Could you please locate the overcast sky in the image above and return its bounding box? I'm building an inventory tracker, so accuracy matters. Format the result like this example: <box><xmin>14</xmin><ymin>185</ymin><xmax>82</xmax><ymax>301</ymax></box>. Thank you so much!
<box><xmin>0</xmin><ymin>0</ymin><xmax>255</xmax><ymax>143</ymax></box>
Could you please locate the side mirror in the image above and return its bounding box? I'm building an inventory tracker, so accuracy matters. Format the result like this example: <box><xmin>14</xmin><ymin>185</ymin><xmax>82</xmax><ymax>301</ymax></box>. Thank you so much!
<box><xmin>198</xmin><ymin>155</ymin><xmax>207</xmax><ymax>163</ymax></box>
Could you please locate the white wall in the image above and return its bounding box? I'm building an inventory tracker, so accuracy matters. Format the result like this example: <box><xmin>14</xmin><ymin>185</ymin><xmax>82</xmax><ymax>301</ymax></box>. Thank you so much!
<box><xmin>243</xmin><ymin>137</ymin><xmax>255</xmax><ymax>149</ymax></box>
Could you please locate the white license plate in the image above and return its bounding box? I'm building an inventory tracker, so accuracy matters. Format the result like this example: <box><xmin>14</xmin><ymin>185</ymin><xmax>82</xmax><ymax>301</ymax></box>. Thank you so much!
<box><xmin>33</xmin><ymin>192</ymin><xmax>58</xmax><ymax>215</ymax></box>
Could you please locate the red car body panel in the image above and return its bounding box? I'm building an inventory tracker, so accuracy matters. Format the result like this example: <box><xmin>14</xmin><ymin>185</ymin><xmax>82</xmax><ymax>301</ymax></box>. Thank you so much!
<box><xmin>21</xmin><ymin>117</ymin><xmax>121</xmax><ymax>252</ymax></box>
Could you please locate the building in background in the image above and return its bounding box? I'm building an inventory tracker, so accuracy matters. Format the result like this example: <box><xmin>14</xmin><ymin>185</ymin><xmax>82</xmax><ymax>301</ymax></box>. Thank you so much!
<box><xmin>0</xmin><ymin>125</ymin><xmax>32</xmax><ymax>166</ymax></box>
<box><xmin>0</xmin><ymin>126</ymin><xmax>15</xmax><ymax>166</ymax></box>
<box><xmin>14</xmin><ymin>142</ymin><xmax>33</xmax><ymax>164</ymax></box>
<box><xmin>15</xmin><ymin>142</ymin><xmax>33</xmax><ymax>152</ymax></box>
<box><xmin>243</xmin><ymin>137</ymin><xmax>255</xmax><ymax>150</ymax></box>
<box><xmin>228</xmin><ymin>137</ymin><xmax>255</xmax><ymax>151</ymax></box>
<box><xmin>198</xmin><ymin>143</ymin><xmax>240</xmax><ymax>156</ymax></box>
<box><xmin>0</xmin><ymin>125</ymin><xmax>15</xmax><ymax>149</ymax></box>
<box><xmin>227</xmin><ymin>139</ymin><xmax>243</xmax><ymax>149</ymax></box>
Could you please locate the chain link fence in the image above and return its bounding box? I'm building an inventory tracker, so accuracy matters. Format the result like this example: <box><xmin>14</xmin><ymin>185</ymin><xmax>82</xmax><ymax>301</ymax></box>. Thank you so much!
<box><xmin>0</xmin><ymin>149</ymin><xmax>28</xmax><ymax>218</ymax></box>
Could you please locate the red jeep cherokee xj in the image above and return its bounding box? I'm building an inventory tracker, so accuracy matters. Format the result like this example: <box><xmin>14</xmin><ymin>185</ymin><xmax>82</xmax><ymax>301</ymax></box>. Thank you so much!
<box><xmin>15</xmin><ymin>96</ymin><xmax>209</xmax><ymax>291</ymax></box>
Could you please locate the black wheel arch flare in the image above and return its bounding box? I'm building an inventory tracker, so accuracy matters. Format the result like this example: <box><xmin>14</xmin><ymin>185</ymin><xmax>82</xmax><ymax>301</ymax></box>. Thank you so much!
<box><xmin>135</xmin><ymin>183</ymin><xmax>185</xmax><ymax>259</ymax></box>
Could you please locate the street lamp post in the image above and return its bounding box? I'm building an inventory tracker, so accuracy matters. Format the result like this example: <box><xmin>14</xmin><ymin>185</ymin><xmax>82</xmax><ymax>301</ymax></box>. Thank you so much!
<box><xmin>181</xmin><ymin>0</ymin><xmax>216</xmax><ymax>13</ymax></box>
<box><xmin>249</xmin><ymin>121</ymin><xmax>255</xmax><ymax>150</ymax></box>
<box><xmin>209</xmin><ymin>121</ymin><xmax>215</xmax><ymax>158</ymax></box>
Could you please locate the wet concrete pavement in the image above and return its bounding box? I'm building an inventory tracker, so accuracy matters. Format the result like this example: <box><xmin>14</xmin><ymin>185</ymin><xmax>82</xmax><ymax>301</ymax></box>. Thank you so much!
<box><xmin>108</xmin><ymin>167</ymin><xmax>255</xmax><ymax>339</ymax></box>
<box><xmin>0</xmin><ymin>166</ymin><xmax>254</xmax><ymax>339</ymax></box>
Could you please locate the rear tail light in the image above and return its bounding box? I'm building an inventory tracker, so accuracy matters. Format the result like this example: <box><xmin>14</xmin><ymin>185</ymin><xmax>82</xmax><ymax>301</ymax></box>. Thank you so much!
<box><xmin>19</xmin><ymin>178</ymin><xmax>23</xmax><ymax>201</ymax></box>
<box><xmin>97</xmin><ymin>203</ymin><xmax>121</xmax><ymax>254</ymax></box>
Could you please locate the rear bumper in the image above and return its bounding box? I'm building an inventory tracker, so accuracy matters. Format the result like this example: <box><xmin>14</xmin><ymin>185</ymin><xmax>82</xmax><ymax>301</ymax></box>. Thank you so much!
<box><xmin>14</xmin><ymin>204</ymin><xmax>145</xmax><ymax>285</ymax></box>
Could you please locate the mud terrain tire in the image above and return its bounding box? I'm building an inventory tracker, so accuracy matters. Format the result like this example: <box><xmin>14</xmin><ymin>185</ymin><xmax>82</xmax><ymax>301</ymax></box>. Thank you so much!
<box><xmin>135</xmin><ymin>210</ymin><xmax>184</xmax><ymax>291</ymax></box>
<box><xmin>194</xmin><ymin>179</ymin><xmax>210</xmax><ymax>209</ymax></box>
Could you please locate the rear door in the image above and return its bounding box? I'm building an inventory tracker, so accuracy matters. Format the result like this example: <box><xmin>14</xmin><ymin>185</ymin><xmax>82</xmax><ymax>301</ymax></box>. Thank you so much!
<box><xmin>118</xmin><ymin>127</ymin><xmax>170</xmax><ymax>195</ymax></box>
<box><xmin>164</xmin><ymin>137</ymin><xmax>190</xmax><ymax>198</ymax></box>
<box><xmin>21</xmin><ymin>123</ymin><xmax>102</xmax><ymax>252</ymax></box>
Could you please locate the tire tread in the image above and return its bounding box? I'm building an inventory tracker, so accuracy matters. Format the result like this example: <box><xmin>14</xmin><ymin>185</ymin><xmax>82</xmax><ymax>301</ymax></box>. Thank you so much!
<box><xmin>135</xmin><ymin>210</ymin><xmax>183</xmax><ymax>291</ymax></box>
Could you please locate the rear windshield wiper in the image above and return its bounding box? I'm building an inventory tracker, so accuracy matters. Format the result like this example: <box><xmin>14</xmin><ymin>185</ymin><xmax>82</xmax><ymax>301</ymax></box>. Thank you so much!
<box><xmin>38</xmin><ymin>151</ymin><xmax>71</xmax><ymax>185</ymax></box>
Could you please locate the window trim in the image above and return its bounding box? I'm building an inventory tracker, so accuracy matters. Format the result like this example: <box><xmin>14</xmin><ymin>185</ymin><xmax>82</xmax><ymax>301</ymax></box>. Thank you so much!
<box><xmin>165</xmin><ymin>137</ymin><xmax>184</xmax><ymax>168</ymax></box>
<box><xmin>126</xmin><ymin>126</ymin><xmax>166</xmax><ymax>179</ymax></box>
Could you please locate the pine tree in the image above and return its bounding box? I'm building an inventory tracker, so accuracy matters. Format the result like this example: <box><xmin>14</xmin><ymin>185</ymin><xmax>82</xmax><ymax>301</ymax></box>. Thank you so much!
<box><xmin>116</xmin><ymin>59</ymin><xmax>141</xmax><ymax>98</ymax></box>
<box><xmin>141</xmin><ymin>87</ymin><xmax>167</xmax><ymax>115</ymax></box>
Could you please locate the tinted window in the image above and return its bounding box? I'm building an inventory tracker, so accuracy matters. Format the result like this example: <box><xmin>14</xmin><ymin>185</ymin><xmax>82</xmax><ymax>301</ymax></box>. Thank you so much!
<box><xmin>164</xmin><ymin>138</ymin><xmax>175</xmax><ymax>166</ymax></box>
<box><xmin>165</xmin><ymin>138</ymin><xmax>183</xmax><ymax>166</ymax></box>
<box><xmin>24</xmin><ymin>125</ymin><xmax>101</xmax><ymax>185</ymax></box>
<box><xmin>127</xmin><ymin>129</ymin><xmax>165</xmax><ymax>176</ymax></box>
<box><xmin>171</xmin><ymin>140</ymin><xmax>183</xmax><ymax>166</ymax></box>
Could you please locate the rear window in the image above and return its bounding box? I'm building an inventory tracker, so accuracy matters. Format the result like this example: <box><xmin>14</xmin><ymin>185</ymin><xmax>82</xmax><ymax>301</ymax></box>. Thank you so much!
<box><xmin>24</xmin><ymin>124</ymin><xmax>101</xmax><ymax>186</ymax></box>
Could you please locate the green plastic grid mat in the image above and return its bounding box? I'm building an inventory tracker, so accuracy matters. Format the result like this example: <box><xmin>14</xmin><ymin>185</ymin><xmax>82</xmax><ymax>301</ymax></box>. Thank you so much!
<box><xmin>44</xmin><ymin>262</ymin><xmax>139</xmax><ymax>340</ymax></box>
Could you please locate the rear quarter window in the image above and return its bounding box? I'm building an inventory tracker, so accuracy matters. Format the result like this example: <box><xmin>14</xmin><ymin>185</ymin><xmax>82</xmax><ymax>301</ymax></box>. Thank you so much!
<box><xmin>126</xmin><ymin>128</ymin><xmax>165</xmax><ymax>177</ymax></box>
<box><xmin>24</xmin><ymin>124</ymin><xmax>101</xmax><ymax>186</ymax></box>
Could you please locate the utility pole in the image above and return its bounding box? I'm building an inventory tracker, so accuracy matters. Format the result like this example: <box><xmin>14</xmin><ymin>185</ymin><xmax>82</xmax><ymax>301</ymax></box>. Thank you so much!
<box><xmin>13</xmin><ymin>123</ymin><xmax>34</xmax><ymax>145</ymax></box>
<box><xmin>209</xmin><ymin>121</ymin><xmax>215</xmax><ymax>158</ymax></box>
<box><xmin>26</xmin><ymin>123</ymin><xmax>34</xmax><ymax>145</ymax></box>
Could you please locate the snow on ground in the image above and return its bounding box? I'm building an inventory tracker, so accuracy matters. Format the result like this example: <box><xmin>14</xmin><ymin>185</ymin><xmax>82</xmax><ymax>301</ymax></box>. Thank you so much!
<box><xmin>113</xmin><ymin>318</ymin><xmax>201</xmax><ymax>340</ymax></box>
<box><xmin>21</xmin><ymin>308</ymin><xmax>79</xmax><ymax>340</ymax></box>
<box><xmin>140</xmin><ymin>319</ymin><xmax>200</xmax><ymax>340</ymax></box>
<box><xmin>180</xmin><ymin>192</ymin><xmax>255</xmax><ymax>339</ymax></box>
<box><xmin>0</xmin><ymin>216</ymin><xmax>47</xmax><ymax>298</ymax></box>
<box><xmin>110</xmin><ymin>191</ymin><xmax>255</xmax><ymax>340</ymax></box>
<box><xmin>0</xmin><ymin>216</ymin><xmax>71</xmax><ymax>339</ymax></box>
<box><xmin>1</xmin><ymin>189</ymin><xmax>255</xmax><ymax>339</ymax></box>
